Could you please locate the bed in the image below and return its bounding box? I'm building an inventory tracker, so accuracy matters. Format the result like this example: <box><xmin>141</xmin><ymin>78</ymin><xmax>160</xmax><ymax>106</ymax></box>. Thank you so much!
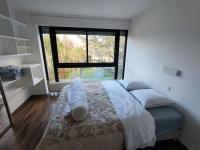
<box><xmin>36</xmin><ymin>80</ymin><xmax>183</xmax><ymax>150</ymax></box>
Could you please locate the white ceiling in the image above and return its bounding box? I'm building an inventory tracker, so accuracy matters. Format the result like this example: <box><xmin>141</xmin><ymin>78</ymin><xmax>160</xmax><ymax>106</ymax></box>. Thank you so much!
<box><xmin>10</xmin><ymin>0</ymin><xmax>157</xmax><ymax>20</ymax></box>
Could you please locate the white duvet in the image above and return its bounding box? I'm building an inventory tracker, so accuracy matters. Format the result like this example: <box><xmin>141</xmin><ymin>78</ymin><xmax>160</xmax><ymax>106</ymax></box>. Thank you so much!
<box><xmin>102</xmin><ymin>81</ymin><xmax>156</xmax><ymax>150</ymax></box>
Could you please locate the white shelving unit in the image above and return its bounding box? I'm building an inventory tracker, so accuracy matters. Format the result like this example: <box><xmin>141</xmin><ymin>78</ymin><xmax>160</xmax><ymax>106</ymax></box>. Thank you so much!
<box><xmin>0</xmin><ymin>11</ymin><xmax>37</xmax><ymax>113</ymax></box>
<box><xmin>0</xmin><ymin>0</ymin><xmax>48</xmax><ymax>113</ymax></box>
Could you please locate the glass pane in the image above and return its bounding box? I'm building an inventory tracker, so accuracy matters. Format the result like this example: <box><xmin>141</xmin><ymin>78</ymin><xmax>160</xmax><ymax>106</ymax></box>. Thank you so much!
<box><xmin>117</xmin><ymin>35</ymin><xmax>126</xmax><ymax>79</ymax></box>
<box><xmin>43</xmin><ymin>34</ymin><xmax>55</xmax><ymax>82</ymax></box>
<box><xmin>58</xmin><ymin>67</ymin><xmax>114</xmax><ymax>81</ymax></box>
<box><xmin>56</xmin><ymin>33</ymin><xmax>87</xmax><ymax>63</ymax></box>
<box><xmin>88</xmin><ymin>33</ymin><xmax>115</xmax><ymax>63</ymax></box>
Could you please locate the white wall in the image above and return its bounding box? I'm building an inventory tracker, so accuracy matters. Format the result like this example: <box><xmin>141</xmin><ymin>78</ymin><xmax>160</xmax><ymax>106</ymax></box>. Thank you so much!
<box><xmin>31</xmin><ymin>14</ymin><xmax>130</xmax><ymax>30</ymax></box>
<box><xmin>125</xmin><ymin>0</ymin><xmax>200</xmax><ymax>149</ymax></box>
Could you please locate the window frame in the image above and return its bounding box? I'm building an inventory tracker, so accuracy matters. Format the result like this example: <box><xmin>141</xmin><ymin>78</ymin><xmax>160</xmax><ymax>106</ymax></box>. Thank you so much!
<box><xmin>39</xmin><ymin>26</ymin><xmax>128</xmax><ymax>82</ymax></box>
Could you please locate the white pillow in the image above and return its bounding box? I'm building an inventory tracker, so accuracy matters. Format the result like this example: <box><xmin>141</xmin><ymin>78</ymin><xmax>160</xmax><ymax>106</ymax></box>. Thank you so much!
<box><xmin>118</xmin><ymin>80</ymin><xmax>150</xmax><ymax>91</ymax></box>
<box><xmin>130</xmin><ymin>89</ymin><xmax>173</xmax><ymax>108</ymax></box>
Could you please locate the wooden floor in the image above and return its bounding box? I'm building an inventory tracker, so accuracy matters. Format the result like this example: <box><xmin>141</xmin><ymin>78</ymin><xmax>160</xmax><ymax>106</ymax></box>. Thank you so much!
<box><xmin>0</xmin><ymin>105</ymin><xmax>10</xmax><ymax>135</ymax></box>
<box><xmin>0</xmin><ymin>95</ymin><xmax>57</xmax><ymax>150</ymax></box>
<box><xmin>0</xmin><ymin>95</ymin><xmax>187</xmax><ymax>150</ymax></box>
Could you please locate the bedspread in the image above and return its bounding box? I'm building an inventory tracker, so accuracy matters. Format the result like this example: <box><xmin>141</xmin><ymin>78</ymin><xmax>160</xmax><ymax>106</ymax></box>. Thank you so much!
<box><xmin>102</xmin><ymin>81</ymin><xmax>156</xmax><ymax>150</ymax></box>
<box><xmin>36</xmin><ymin>82</ymin><xmax>124</xmax><ymax>150</ymax></box>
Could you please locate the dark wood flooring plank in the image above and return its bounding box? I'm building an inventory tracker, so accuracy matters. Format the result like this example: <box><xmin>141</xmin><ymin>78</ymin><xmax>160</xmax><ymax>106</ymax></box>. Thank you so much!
<box><xmin>0</xmin><ymin>95</ymin><xmax>57</xmax><ymax>150</ymax></box>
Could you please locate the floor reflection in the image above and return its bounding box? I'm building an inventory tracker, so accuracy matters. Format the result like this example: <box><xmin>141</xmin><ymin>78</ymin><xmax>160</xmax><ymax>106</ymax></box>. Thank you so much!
<box><xmin>0</xmin><ymin>104</ymin><xmax>9</xmax><ymax>134</ymax></box>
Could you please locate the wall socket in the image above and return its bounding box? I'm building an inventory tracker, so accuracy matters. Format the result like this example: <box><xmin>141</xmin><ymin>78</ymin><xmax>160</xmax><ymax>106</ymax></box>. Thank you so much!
<box><xmin>168</xmin><ymin>87</ymin><xmax>172</xmax><ymax>92</ymax></box>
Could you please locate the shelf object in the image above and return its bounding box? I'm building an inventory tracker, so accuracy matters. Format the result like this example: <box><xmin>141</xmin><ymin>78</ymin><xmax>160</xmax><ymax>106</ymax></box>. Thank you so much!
<box><xmin>0</xmin><ymin>14</ymin><xmax>27</xmax><ymax>27</ymax></box>
<box><xmin>0</xmin><ymin>64</ymin><xmax>42</xmax><ymax>90</ymax></box>
<box><xmin>0</xmin><ymin>64</ymin><xmax>42</xmax><ymax>102</ymax></box>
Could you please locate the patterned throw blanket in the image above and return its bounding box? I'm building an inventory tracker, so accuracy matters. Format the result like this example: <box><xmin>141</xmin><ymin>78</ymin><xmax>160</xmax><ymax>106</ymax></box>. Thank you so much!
<box><xmin>37</xmin><ymin>82</ymin><xmax>124</xmax><ymax>150</ymax></box>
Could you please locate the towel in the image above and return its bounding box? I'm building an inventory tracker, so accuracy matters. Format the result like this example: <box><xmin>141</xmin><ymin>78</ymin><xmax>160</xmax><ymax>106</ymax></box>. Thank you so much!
<box><xmin>67</xmin><ymin>78</ymin><xmax>88</xmax><ymax>121</ymax></box>
<box><xmin>0</xmin><ymin>65</ymin><xmax>23</xmax><ymax>81</ymax></box>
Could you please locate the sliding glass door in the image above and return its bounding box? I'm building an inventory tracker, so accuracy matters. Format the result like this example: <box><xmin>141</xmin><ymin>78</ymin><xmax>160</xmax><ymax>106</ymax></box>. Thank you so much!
<box><xmin>39</xmin><ymin>27</ymin><xmax>127</xmax><ymax>83</ymax></box>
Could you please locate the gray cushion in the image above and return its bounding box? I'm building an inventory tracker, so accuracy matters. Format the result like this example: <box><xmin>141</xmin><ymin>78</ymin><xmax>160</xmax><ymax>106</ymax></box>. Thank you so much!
<box><xmin>118</xmin><ymin>80</ymin><xmax>150</xmax><ymax>91</ymax></box>
<box><xmin>130</xmin><ymin>89</ymin><xmax>173</xmax><ymax>108</ymax></box>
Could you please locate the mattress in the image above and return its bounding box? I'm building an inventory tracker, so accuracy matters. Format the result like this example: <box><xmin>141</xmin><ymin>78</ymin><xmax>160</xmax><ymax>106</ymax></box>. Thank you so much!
<box><xmin>148</xmin><ymin>106</ymin><xmax>184</xmax><ymax>135</ymax></box>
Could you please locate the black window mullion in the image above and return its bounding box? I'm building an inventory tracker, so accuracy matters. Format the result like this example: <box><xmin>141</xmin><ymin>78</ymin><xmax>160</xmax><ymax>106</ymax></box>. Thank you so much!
<box><xmin>49</xmin><ymin>27</ymin><xmax>59</xmax><ymax>82</ymax></box>
<box><xmin>86</xmin><ymin>31</ymin><xmax>89</xmax><ymax>63</ymax></box>
<box><xmin>38</xmin><ymin>26</ymin><xmax>49</xmax><ymax>82</ymax></box>
<box><xmin>122</xmin><ymin>31</ymin><xmax>128</xmax><ymax>79</ymax></box>
<box><xmin>114</xmin><ymin>31</ymin><xmax>120</xmax><ymax>79</ymax></box>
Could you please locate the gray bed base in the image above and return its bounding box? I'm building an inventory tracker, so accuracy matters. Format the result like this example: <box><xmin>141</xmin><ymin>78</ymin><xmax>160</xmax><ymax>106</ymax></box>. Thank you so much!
<box><xmin>156</xmin><ymin>130</ymin><xmax>181</xmax><ymax>141</ymax></box>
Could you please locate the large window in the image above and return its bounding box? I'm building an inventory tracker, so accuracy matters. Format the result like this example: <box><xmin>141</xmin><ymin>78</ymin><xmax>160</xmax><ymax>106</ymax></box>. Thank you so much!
<box><xmin>39</xmin><ymin>27</ymin><xmax>127</xmax><ymax>83</ymax></box>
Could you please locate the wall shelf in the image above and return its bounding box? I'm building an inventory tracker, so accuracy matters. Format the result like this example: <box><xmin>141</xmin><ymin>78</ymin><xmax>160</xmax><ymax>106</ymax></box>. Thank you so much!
<box><xmin>0</xmin><ymin>53</ymin><xmax>32</xmax><ymax>58</ymax></box>
<box><xmin>0</xmin><ymin>14</ymin><xmax>31</xmax><ymax>58</ymax></box>
<box><xmin>0</xmin><ymin>35</ymin><xmax>30</xmax><ymax>41</ymax></box>
<box><xmin>0</xmin><ymin>87</ymin><xmax>24</xmax><ymax>100</ymax></box>
<box><xmin>0</xmin><ymin>14</ymin><xmax>27</xmax><ymax>27</ymax></box>
<box><xmin>2</xmin><ymin>77</ymin><xmax>23</xmax><ymax>87</ymax></box>
<box><xmin>20</xmin><ymin>63</ymin><xmax>41</xmax><ymax>69</ymax></box>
